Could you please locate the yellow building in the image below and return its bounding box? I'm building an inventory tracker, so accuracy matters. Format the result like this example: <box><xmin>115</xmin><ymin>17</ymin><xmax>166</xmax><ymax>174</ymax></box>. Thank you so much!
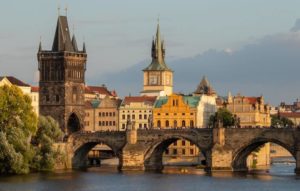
<box><xmin>153</xmin><ymin>94</ymin><xmax>198</xmax><ymax>128</ymax></box>
<box><xmin>140</xmin><ymin>22</ymin><xmax>173</xmax><ymax>97</ymax></box>
<box><xmin>153</xmin><ymin>94</ymin><xmax>201</xmax><ymax>163</ymax></box>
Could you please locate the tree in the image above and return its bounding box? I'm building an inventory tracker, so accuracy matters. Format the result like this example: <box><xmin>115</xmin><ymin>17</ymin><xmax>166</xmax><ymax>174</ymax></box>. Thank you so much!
<box><xmin>271</xmin><ymin>115</ymin><xmax>294</xmax><ymax>128</ymax></box>
<box><xmin>31</xmin><ymin>116</ymin><xmax>64</xmax><ymax>171</ymax></box>
<box><xmin>209</xmin><ymin>108</ymin><xmax>236</xmax><ymax>128</ymax></box>
<box><xmin>0</xmin><ymin>85</ymin><xmax>37</xmax><ymax>174</ymax></box>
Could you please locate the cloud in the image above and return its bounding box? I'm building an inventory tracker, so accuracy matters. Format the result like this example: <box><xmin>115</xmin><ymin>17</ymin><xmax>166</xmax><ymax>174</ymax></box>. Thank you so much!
<box><xmin>94</xmin><ymin>22</ymin><xmax>300</xmax><ymax>105</ymax></box>
<box><xmin>290</xmin><ymin>18</ymin><xmax>300</xmax><ymax>32</ymax></box>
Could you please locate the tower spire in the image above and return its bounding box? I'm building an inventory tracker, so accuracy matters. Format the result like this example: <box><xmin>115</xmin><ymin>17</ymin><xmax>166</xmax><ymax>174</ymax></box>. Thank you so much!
<box><xmin>38</xmin><ymin>36</ymin><xmax>42</xmax><ymax>52</ymax></box>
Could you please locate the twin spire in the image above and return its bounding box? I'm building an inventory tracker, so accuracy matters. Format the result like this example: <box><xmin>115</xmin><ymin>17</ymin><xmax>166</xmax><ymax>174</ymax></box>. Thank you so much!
<box><xmin>38</xmin><ymin>15</ymin><xmax>85</xmax><ymax>53</ymax></box>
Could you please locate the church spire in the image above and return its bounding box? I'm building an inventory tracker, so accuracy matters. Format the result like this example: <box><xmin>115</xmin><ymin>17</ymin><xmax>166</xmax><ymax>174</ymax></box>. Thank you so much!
<box><xmin>82</xmin><ymin>42</ymin><xmax>86</xmax><ymax>53</ymax></box>
<box><xmin>144</xmin><ymin>20</ymin><xmax>171</xmax><ymax>71</ymax></box>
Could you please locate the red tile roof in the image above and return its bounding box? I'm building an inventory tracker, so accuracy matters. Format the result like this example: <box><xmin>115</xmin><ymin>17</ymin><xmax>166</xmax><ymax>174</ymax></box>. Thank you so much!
<box><xmin>279</xmin><ymin>112</ymin><xmax>300</xmax><ymax>118</ymax></box>
<box><xmin>31</xmin><ymin>86</ymin><xmax>39</xmax><ymax>92</ymax></box>
<box><xmin>85</xmin><ymin>85</ymin><xmax>113</xmax><ymax>96</ymax></box>
<box><xmin>244</xmin><ymin>97</ymin><xmax>259</xmax><ymax>104</ymax></box>
<box><xmin>0</xmin><ymin>76</ymin><xmax>30</xmax><ymax>87</ymax></box>
<box><xmin>122</xmin><ymin>96</ymin><xmax>157</xmax><ymax>105</ymax></box>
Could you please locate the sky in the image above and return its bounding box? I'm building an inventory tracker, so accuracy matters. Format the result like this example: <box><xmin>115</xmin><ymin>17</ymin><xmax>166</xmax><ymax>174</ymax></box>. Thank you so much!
<box><xmin>1</xmin><ymin>0</ymin><xmax>300</xmax><ymax>105</ymax></box>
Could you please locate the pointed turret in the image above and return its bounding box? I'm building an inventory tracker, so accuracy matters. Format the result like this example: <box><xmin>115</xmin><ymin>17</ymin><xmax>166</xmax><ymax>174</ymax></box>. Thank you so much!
<box><xmin>143</xmin><ymin>22</ymin><xmax>171</xmax><ymax>71</ymax></box>
<box><xmin>82</xmin><ymin>42</ymin><xmax>86</xmax><ymax>53</ymax></box>
<box><xmin>38</xmin><ymin>40</ymin><xmax>42</xmax><ymax>52</ymax></box>
<box><xmin>52</xmin><ymin>16</ymin><xmax>74</xmax><ymax>52</ymax></box>
<box><xmin>72</xmin><ymin>34</ymin><xmax>78</xmax><ymax>52</ymax></box>
<box><xmin>194</xmin><ymin>76</ymin><xmax>217</xmax><ymax>96</ymax></box>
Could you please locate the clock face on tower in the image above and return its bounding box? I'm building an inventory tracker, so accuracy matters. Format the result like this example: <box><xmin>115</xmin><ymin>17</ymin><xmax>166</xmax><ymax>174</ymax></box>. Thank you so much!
<box><xmin>150</xmin><ymin>75</ymin><xmax>158</xmax><ymax>85</ymax></box>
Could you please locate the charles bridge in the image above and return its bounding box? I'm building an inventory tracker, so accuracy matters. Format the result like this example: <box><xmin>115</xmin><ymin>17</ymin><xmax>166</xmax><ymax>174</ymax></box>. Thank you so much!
<box><xmin>64</xmin><ymin>127</ymin><xmax>300</xmax><ymax>173</ymax></box>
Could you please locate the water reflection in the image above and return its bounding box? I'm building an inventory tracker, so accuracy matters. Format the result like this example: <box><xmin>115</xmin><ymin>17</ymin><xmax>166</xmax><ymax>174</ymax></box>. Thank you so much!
<box><xmin>0</xmin><ymin>163</ymin><xmax>299</xmax><ymax>191</ymax></box>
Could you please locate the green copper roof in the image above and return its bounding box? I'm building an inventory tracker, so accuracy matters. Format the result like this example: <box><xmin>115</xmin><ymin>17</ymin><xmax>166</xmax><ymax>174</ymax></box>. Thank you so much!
<box><xmin>90</xmin><ymin>99</ymin><xmax>101</xmax><ymax>108</ymax></box>
<box><xmin>154</xmin><ymin>95</ymin><xmax>200</xmax><ymax>108</ymax></box>
<box><xmin>143</xmin><ymin>59</ymin><xmax>172</xmax><ymax>71</ymax></box>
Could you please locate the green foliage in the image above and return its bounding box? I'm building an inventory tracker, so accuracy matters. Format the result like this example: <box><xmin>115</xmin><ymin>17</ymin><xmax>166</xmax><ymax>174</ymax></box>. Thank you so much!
<box><xmin>0</xmin><ymin>85</ymin><xmax>37</xmax><ymax>134</ymax></box>
<box><xmin>31</xmin><ymin>116</ymin><xmax>64</xmax><ymax>171</ymax></box>
<box><xmin>0</xmin><ymin>85</ymin><xmax>37</xmax><ymax>174</ymax></box>
<box><xmin>209</xmin><ymin>108</ymin><xmax>237</xmax><ymax>128</ymax></box>
<box><xmin>271</xmin><ymin>115</ymin><xmax>294</xmax><ymax>128</ymax></box>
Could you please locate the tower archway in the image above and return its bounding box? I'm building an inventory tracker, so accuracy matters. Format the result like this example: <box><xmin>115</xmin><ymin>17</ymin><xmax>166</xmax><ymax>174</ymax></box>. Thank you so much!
<box><xmin>67</xmin><ymin>113</ymin><xmax>81</xmax><ymax>134</ymax></box>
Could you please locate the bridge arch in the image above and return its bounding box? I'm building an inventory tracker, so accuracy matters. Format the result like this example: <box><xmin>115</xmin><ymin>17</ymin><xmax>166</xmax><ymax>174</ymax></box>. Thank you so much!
<box><xmin>144</xmin><ymin>135</ymin><xmax>208</xmax><ymax>171</ymax></box>
<box><xmin>232</xmin><ymin>138</ymin><xmax>295</xmax><ymax>171</ymax></box>
<box><xmin>72</xmin><ymin>139</ymin><xmax>121</xmax><ymax>169</ymax></box>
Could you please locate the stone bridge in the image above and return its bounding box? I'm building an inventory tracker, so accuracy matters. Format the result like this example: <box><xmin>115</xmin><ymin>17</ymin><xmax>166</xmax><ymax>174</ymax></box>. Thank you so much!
<box><xmin>65</xmin><ymin>128</ymin><xmax>300</xmax><ymax>173</ymax></box>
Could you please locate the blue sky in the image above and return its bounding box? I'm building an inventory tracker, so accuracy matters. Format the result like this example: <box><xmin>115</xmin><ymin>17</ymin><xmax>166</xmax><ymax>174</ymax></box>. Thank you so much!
<box><xmin>1</xmin><ymin>0</ymin><xmax>300</xmax><ymax>104</ymax></box>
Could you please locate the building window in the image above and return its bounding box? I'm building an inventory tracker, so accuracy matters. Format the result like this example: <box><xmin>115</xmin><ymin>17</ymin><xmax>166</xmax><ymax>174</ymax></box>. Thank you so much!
<box><xmin>56</xmin><ymin>95</ymin><xmax>59</xmax><ymax>102</ymax></box>
<box><xmin>109</xmin><ymin>121</ymin><xmax>112</xmax><ymax>126</ymax></box>
<box><xmin>113</xmin><ymin>112</ymin><xmax>116</xmax><ymax>116</ymax></box>
<box><xmin>174</xmin><ymin>120</ymin><xmax>177</xmax><ymax>128</ymax></box>
<box><xmin>182</xmin><ymin>113</ymin><xmax>185</xmax><ymax>116</ymax></box>
<box><xmin>190</xmin><ymin>149</ymin><xmax>194</xmax><ymax>155</ymax></box>
<box><xmin>190</xmin><ymin>120</ymin><xmax>194</xmax><ymax>127</ymax></box>
<box><xmin>113</xmin><ymin>121</ymin><xmax>116</xmax><ymax>126</ymax></box>
<box><xmin>122</xmin><ymin>124</ymin><xmax>126</xmax><ymax>129</ymax></box>
<box><xmin>99</xmin><ymin>121</ymin><xmax>101</xmax><ymax>126</ymax></box>
<box><xmin>139</xmin><ymin>124</ymin><xmax>142</xmax><ymax>128</ymax></box>
<box><xmin>109</xmin><ymin>112</ymin><xmax>112</xmax><ymax>117</ymax></box>
<box><xmin>157</xmin><ymin>113</ymin><xmax>161</xmax><ymax>116</ymax></box>
<box><xmin>132</xmin><ymin>115</ymin><xmax>135</xmax><ymax>120</ymax></box>
<box><xmin>102</xmin><ymin>112</ymin><xmax>105</xmax><ymax>116</ymax></box>
<box><xmin>139</xmin><ymin>114</ymin><xmax>142</xmax><ymax>119</ymax></box>
<box><xmin>122</xmin><ymin>115</ymin><xmax>125</xmax><ymax>120</ymax></box>
<box><xmin>166</xmin><ymin>113</ymin><xmax>169</xmax><ymax>116</ymax></box>
<box><xmin>166</xmin><ymin>120</ymin><xmax>169</xmax><ymax>127</ymax></box>
<box><xmin>127</xmin><ymin>115</ymin><xmax>130</xmax><ymax>119</ymax></box>
<box><xmin>46</xmin><ymin>95</ymin><xmax>50</xmax><ymax>102</ymax></box>
<box><xmin>173</xmin><ymin>149</ymin><xmax>177</xmax><ymax>155</ymax></box>
<box><xmin>144</xmin><ymin>124</ymin><xmax>147</xmax><ymax>128</ymax></box>
<box><xmin>182</xmin><ymin>120</ymin><xmax>186</xmax><ymax>127</ymax></box>
<box><xmin>174</xmin><ymin>113</ymin><xmax>177</xmax><ymax>116</ymax></box>
<box><xmin>182</xmin><ymin>149</ymin><xmax>186</xmax><ymax>155</ymax></box>
<box><xmin>106</xmin><ymin>112</ymin><xmax>108</xmax><ymax>116</ymax></box>
<box><xmin>157</xmin><ymin>120</ymin><xmax>161</xmax><ymax>128</ymax></box>
<box><xmin>190</xmin><ymin>113</ymin><xmax>194</xmax><ymax>115</ymax></box>
<box><xmin>144</xmin><ymin>115</ymin><xmax>147</xmax><ymax>119</ymax></box>
<box><xmin>106</xmin><ymin>121</ymin><xmax>108</xmax><ymax>126</ymax></box>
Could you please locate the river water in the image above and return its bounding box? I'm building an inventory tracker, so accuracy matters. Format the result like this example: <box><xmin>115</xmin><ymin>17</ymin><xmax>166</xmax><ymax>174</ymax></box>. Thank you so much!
<box><xmin>0</xmin><ymin>163</ymin><xmax>299</xmax><ymax>191</ymax></box>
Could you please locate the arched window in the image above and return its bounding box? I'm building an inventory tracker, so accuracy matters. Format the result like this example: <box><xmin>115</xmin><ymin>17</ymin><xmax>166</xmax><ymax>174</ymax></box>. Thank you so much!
<box><xmin>190</xmin><ymin>120</ymin><xmax>194</xmax><ymax>127</ymax></box>
<box><xmin>166</xmin><ymin>120</ymin><xmax>169</xmax><ymax>127</ymax></box>
<box><xmin>182</xmin><ymin>120</ymin><xmax>186</xmax><ymax>127</ymax></box>
<box><xmin>157</xmin><ymin>120</ymin><xmax>161</xmax><ymax>128</ymax></box>
<box><xmin>174</xmin><ymin>120</ymin><xmax>177</xmax><ymax>128</ymax></box>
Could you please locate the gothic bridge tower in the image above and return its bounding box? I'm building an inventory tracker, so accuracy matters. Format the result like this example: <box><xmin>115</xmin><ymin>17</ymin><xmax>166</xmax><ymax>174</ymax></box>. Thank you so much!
<box><xmin>37</xmin><ymin>15</ymin><xmax>87</xmax><ymax>135</ymax></box>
